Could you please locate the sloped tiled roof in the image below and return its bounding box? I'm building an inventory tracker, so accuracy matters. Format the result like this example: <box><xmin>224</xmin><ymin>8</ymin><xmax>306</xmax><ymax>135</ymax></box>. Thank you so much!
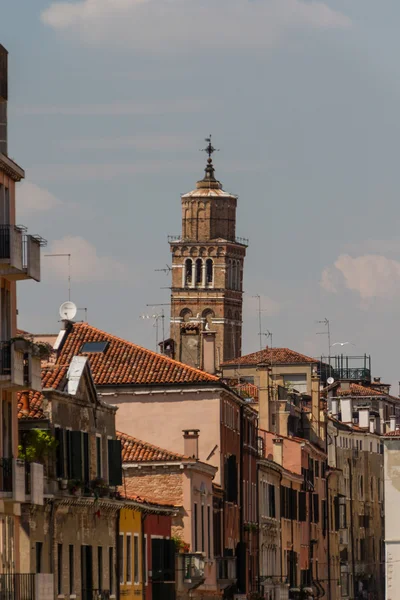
<box><xmin>120</xmin><ymin>491</ymin><xmax>176</xmax><ymax>509</ymax></box>
<box><xmin>17</xmin><ymin>365</ymin><xmax>68</xmax><ymax>420</ymax></box>
<box><xmin>56</xmin><ymin>322</ymin><xmax>218</xmax><ymax>386</ymax></box>
<box><xmin>222</xmin><ymin>347</ymin><xmax>316</xmax><ymax>367</ymax></box>
<box><xmin>337</xmin><ymin>383</ymin><xmax>385</xmax><ymax>397</ymax></box>
<box><xmin>384</xmin><ymin>430</ymin><xmax>400</xmax><ymax>437</ymax></box>
<box><xmin>118</xmin><ymin>431</ymin><xmax>188</xmax><ymax>463</ymax></box>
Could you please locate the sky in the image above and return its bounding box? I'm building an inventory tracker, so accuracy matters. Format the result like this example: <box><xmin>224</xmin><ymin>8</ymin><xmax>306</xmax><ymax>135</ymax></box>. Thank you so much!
<box><xmin>2</xmin><ymin>0</ymin><xmax>400</xmax><ymax>388</ymax></box>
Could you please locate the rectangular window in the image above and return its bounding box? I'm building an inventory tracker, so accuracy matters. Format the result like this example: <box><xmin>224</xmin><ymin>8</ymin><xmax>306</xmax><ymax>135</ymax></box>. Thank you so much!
<box><xmin>126</xmin><ymin>535</ymin><xmax>132</xmax><ymax>584</ymax></box>
<box><xmin>134</xmin><ymin>535</ymin><xmax>139</xmax><ymax>584</ymax></box>
<box><xmin>35</xmin><ymin>541</ymin><xmax>42</xmax><ymax>574</ymax></box>
<box><xmin>82</xmin><ymin>432</ymin><xmax>89</xmax><ymax>483</ymax></box>
<box><xmin>109</xmin><ymin>547</ymin><xmax>114</xmax><ymax>594</ymax></box>
<box><xmin>268</xmin><ymin>484</ymin><xmax>276</xmax><ymax>518</ymax></box>
<box><xmin>69</xmin><ymin>545</ymin><xmax>74</xmax><ymax>595</ymax></box>
<box><xmin>98</xmin><ymin>546</ymin><xmax>103</xmax><ymax>591</ymax></box>
<box><xmin>96</xmin><ymin>436</ymin><xmax>102</xmax><ymax>478</ymax></box>
<box><xmin>194</xmin><ymin>503</ymin><xmax>198</xmax><ymax>551</ymax></box>
<box><xmin>55</xmin><ymin>427</ymin><xmax>65</xmax><ymax>479</ymax></box>
<box><xmin>315</xmin><ymin>460</ymin><xmax>320</xmax><ymax>478</ymax></box>
<box><xmin>144</xmin><ymin>536</ymin><xmax>148</xmax><ymax>585</ymax></box>
<box><xmin>207</xmin><ymin>506</ymin><xmax>211</xmax><ymax>558</ymax></box>
<box><xmin>119</xmin><ymin>534</ymin><xmax>124</xmax><ymax>584</ymax></box>
<box><xmin>299</xmin><ymin>492</ymin><xmax>306</xmax><ymax>522</ymax></box>
<box><xmin>313</xmin><ymin>494</ymin><xmax>319</xmax><ymax>523</ymax></box>
<box><xmin>201</xmin><ymin>505</ymin><xmax>205</xmax><ymax>553</ymax></box>
<box><xmin>57</xmin><ymin>544</ymin><xmax>63</xmax><ymax>595</ymax></box>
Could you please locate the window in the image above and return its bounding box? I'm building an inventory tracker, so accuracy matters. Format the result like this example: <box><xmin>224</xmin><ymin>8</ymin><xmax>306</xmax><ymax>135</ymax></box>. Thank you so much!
<box><xmin>194</xmin><ymin>503</ymin><xmax>198</xmax><ymax>551</ymax></box>
<box><xmin>315</xmin><ymin>460</ymin><xmax>320</xmax><ymax>478</ymax></box>
<box><xmin>268</xmin><ymin>484</ymin><xmax>276</xmax><ymax>518</ymax></box>
<box><xmin>108</xmin><ymin>439</ymin><xmax>123</xmax><ymax>486</ymax></box>
<box><xmin>126</xmin><ymin>535</ymin><xmax>132</xmax><ymax>584</ymax></box>
<box><xmin>134</xmin><ymin>535</ymin><xmax>139</xmax><ymax>584</ymax></box>
<box><xmin>55</xmin><ymin>427</ymin><xmax>65</xmax><ymax>478</ymax></box>
<box><xmin>299</xmin><ymin>492</ymin><xmax>307</xmax><ymax>522</ymax></box>
<box><xmin>359</xmin><ymin>476</ymin><xmax>364</xmax><ymax>499</ymax></box>
<box><xmin>57</xmin><ymin>544</ymin><xmax>63</xmax><ymax>595</ymax></box>
<box><xmin>201</xmin><ymin>505</ymin><xmax>205</xmax><ymax>553</ymax></box>
<box><xmin>119</xmin><ymin>534</ymin><xmax>124</xmax><ymax>584</ymax></box>
<box><xmin>206</xmin><ymin>259</ymin><xmax>213</xmax><ymax>284</ymax></box>
<box><xmin>109</xmin><ymin>547</ymin><xmax>114</xmax><ymax>595</ymax></box>
<box><xmin>184</xmin><ymin>259</ymin><xmax>193</xmax><ymax>286</ymax></box>
<box><xmin>195</xmin><ymin>258</ymin><xmax>202</xmax><ymax>285</ymax></box>
<box><xmin>69</xmin><ymin>545</ymin><xmax>74</xmax><ymax>595</ymax></box>
<box><xmin>36</xmin><ymin>542</ymin><xmax>43</xmax><ymax>574</ymax></box>
<box><xmin>207</xmin><ymin>506</ymin><xmax>211</xmax><ymax>558</ymax></box>
<box><xmin>312</xmin><ymin>494</ymin><xmax>319</xmax><ymax>523</ymax></box>
<box><xmin>80</xmin><ymin>341</ymin><xmax>109</xmax><ymax>353</ymax></box>
<box><xmin>83</xmin><ymin>432</ymin><xmax>89</xmax><ymax>484</ymax></box>
<box><xmin>98</xmin><ymin>546</ymin><xmax>103</xmax><ymax>591</ymax></box>
<box><xmin>143</xmin><ymin>536</ymin><xmax>148</xmax><ymax>585</ymax></box>
<box><xmin>225</xmin><ymin>455</ymin><xmax>238</xmax><ymax>503</ymax></box>
<box><xmin>96</xmin><ymin>436</ymin><xmax>102</xmax><ymax>479</ymax></box>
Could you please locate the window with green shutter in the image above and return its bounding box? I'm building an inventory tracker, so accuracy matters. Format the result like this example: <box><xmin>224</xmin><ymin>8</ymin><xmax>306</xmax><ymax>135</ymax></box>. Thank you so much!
<box><xmin>108</xmin><ymin>439</ymin><xmax>122</xmax><ymax>486</ymax></box>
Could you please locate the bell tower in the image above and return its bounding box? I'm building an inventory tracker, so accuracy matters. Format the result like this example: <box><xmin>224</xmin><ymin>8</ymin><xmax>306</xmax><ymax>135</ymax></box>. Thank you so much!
<box><xmin>168</xmin><ymin>137</ymin><xmax>247</xmax><ymax>371</ymax></box>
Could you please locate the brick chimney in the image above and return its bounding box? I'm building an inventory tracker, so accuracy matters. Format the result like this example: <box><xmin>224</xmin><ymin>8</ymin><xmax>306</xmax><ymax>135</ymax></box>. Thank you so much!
<box><xmin>272</xmin><ymin>437</ymin><xmax>283</xmax><ymax>466</ymax></box>
<box><xmin>183</xmin><ymin>429</ymin><xmax>199</xmax><ymax>459</ymax></box>
<box><xmin>0</xmin><ymin>45</ymin><xmax>8</xmax><ymax>156</ymax></box>
<box><xmin>202</xmin><ymin>331</ymin><xmax>216</xmax><ymax>374</ymax></box>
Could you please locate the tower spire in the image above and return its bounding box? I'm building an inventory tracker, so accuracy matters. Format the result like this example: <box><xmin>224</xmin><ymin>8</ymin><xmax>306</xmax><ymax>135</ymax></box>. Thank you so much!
<box><xmin>198</xmin><ymin>135</ymin><xmax>220</xmax><ymax>187</ymax></box>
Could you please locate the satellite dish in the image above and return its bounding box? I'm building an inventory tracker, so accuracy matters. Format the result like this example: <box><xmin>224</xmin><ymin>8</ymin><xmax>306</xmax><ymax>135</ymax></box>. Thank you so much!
<box><xmin>327</xmin><ymin>377</ymin><xmax>335</xmax><ymax>385</ymax></box>
<box><xmin>59</xmin><ymin>301</ymin><xmax>77</xmax><ymax>321</ymax></box>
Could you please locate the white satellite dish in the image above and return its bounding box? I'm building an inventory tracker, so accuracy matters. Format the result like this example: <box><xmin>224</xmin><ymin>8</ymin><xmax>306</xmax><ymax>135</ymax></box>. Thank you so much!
<box><xmin>59</xmin><ymin>301</ymin><xmax>77</xmax><ymax>321</ymax></box>
<box><xmin>327</xmin><ymin>376</ymin><xmax>335</xmax><ymax>385</ymax></box>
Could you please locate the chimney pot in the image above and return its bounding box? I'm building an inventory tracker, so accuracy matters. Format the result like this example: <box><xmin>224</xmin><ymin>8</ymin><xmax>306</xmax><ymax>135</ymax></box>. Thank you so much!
<box><xmin>183</xmin><ymin>429</ymin><xmax>199</xmax><ymax>459</ymax></box>
<box><xmin>272</xmin><ymin>437</ymin><xmax>283</xmax><ymax>466</ymax></box>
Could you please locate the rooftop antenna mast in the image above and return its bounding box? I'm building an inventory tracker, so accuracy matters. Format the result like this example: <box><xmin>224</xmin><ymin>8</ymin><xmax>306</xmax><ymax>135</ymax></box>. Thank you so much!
<box><xmin>77</xmin><ymin>307</ymin><xmax>88</xmax><ymax>322</ymax></box>
<box><xmin>252</xmin><ymin>294</ymin><xmax>271</xmax><ymax>351</ymax></box>
<box><xmin>141</xmin><ymin>304</ymin><xmax>169</xmax><ymax>351</ymax></box>
<box><xmin>44</xmin><ymin>253</ymin><xmax>72</xmax><ymax>300</ymax></box>
<box><xmin>316</xmin><ymin>318</ymin><xmax>331</xmax><ymax>359</ymax></box>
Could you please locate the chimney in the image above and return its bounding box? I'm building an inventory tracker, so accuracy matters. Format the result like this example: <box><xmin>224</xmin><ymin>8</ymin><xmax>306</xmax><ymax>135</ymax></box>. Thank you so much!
<box><xmin>0</xmin><ymin>45</ymin><xmax>8</xmax><ymax>156</ymax></box>
<box><xmin>272</xmin><ymin>437</ymin><xmax>283</xmax><ymax>466</ymax></box>
<box><xmin>202</xmin><ymin>331</ymin><xmax>216</xmax><ymax>374</ymax></box>
<box><xmin>331</xmin><ymin>398</ymin><xmax>338</xmax><ymax>417</ymax></box>
<box><xmin>183</xmin><ymin>429</ymin><xmax>199</xmax><ymax>459</ymax></box>
<box><xmin>390</xmin><ymin>416</ymin><xmax>397</xmax><ymax>432</ymax></box>
<box><xmin>369</xmin><ymin>416</ymin><xmax>376</xmax><ymax>434</ymax></box>
<box><xmin>359</xmin><ymin>408</ymin><xmax>370</xmax><ymax>429</ymax></box>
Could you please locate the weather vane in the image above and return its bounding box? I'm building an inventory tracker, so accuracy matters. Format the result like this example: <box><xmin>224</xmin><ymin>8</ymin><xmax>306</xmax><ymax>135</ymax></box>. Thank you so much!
<box><xmin>200</xmin><ymin>135</ymin><xmax>219</xmax><ymax>159</ymax></box>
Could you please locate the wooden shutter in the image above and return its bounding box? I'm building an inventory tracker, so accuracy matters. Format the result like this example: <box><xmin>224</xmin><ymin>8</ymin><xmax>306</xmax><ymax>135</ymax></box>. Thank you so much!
<box><xmin>151</xmin><ymin>539</ymin><xmax>164</xmax><ymax>582</ymax></box>
<box><xmin>163</xmin><ymin>539</ymin><xmax>175</xmax><ymax>582</ymax></box>
<box><xmin>108</xmin><ymin>439</ymin><xmax>122</xmax><ymax>486</ymax></box>
<box><xmin>55</xmin><ymin>428</ymin><xmax>65</xmax><ymax>479</ymax></box>
<box><xmin>83</xmin><ymin>432</ymin><xmax>89</xmax><ymax>483</ymax></box>
<box><xmin>299</xmin><ymin>492</ymin><xmax>306</xmax><ymax>522</ymax></box>
<box><xmin>70</xmin><ymin>431</ymin><xmax>82</xmax><ymax>480</ymax></box>
<box><xmin>313</xmin><ymin>493</ymin><xmax>319</xmax><ymax>523</ymax></box>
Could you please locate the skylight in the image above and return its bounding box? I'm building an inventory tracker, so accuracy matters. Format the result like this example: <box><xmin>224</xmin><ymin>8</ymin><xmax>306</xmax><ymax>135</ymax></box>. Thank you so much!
<box><xmin>80</xmin><ymin>341</ymin><xmax>109</xmax><ymax>354</ymax></box>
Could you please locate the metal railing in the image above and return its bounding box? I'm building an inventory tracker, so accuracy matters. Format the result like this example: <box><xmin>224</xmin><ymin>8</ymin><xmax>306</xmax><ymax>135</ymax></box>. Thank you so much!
<box><xmin>167</xmin><ymin>235</ymin><xmax>181</xmax><ymax>243</ymax></box>
<box><xmin>182</xmin><ymin>554</ymin><xmax>205</xmax><ymax>581</ymax></box>
<box><xmin>0</xmin><ymin>573</ymin><xmax>35</xmax><ymax>599</ymax></box>
<box><xmin>0</xmin><ymin>342</ymin><xmax>11</xmax><ymax>376</ymax></box>
<box><xmin>216</xmin><ymin>557</ymin><xmax>237</xmax><ymax>581</ymax></box>
<box><xmin>0</xmin><ymin>458</ymin><xmax>12</xmax><ymax>492</ymax></box>
<box><xmin>235</xmin><ymin>236</ymin><xmax>249</xmax><ymax>246</ymax></box>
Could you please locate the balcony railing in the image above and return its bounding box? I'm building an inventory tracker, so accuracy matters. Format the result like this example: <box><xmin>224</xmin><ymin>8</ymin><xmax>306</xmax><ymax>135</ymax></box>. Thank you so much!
<box><xmin>182</xmin><ymin>554</ymin><xmax>205</xmax><ymax>582</ymax></box>
<box><xmin>82</xmin><ymin>590</ymin><xmax>110</xmax><ymax>600</ymax></box>
<box><xmin>0</xmin><ymin>342</ymin><xmax>42</xmax><ymax>392</ymax></box>
<box><xmin>216</xmin><ymin>557</ymin><xmax>237</xmax><ymax>582</ymax></box>
<box><xmin>0</xmin><ymin>573</ymin><xmax>35</xmax><ymax>599</ymax></box>
<box><xmin>0</xmin><ymin>225</ymin><xmax>46</xmax><ymax>282</ymax></box>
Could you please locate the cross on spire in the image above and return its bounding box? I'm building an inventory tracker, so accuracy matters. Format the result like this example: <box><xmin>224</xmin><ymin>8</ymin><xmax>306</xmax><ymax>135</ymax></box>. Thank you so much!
<box><xmin>201</xmin><ymin>135</ymin><xmax>219</xmax><ymax>160</ymax></box>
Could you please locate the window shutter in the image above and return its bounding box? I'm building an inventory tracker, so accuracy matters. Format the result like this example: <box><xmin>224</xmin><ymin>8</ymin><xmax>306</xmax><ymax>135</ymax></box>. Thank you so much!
<box><xmin>108</xmin><ymin>439</ymin><xmax>123</xmax><ymax>486</ymax></box>
<box><xmin>83</xmin><ymin>432</ymin><xmax>89</xmax><ymax>483</ymax></box>
<box><xmin>313</xmin><ymin>494</ymin><xmax>319</xmax><ymax>523</ymax></box>
<box><xmin>292</xmin><ymin>490</ymin><xmax>298</xmax><ymax>521</ymax></box>
<box><xmin>226</xmin><ymin>455</ymin><xmax>237</xmax><ymax>503</ymax></box>
<box><xmin>55</xmin><ymin>428</ymin><xmax>65</xmax><ymax>479</ymax></box>
<box><xmin>163</xmin><ymin>539</ymin><xmax>176</xmax><ymax>582</ymax></box>
<box><xmin>70</xmin><ymin>431</ymin><xmax>82</xmax><ymax>480</ymax></box>
<box><xmin>151</xmin><ymin>539</ymin><xmax>164</xmax><ymax>582</ymax></box>
<box><xmin>269</xmin><ymin>485</ymin><xmax>276</xmax><ymax>519</ymax></box>
<box><xmin>299</xmin><ymin>492</ymin><xmax>306</xmax><ymax>522</ymax></box>
<box><xmin>280</xmin><ymin>486</ymin><xmax>285</xmax><ymax>519</ymax></box>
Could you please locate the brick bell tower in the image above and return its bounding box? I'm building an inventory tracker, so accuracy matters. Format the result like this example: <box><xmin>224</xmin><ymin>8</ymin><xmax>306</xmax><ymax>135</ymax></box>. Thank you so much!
<box><xmin>168</xmin><ymin>137</ymin><xmax>247</xmax><ymax>372</ymax></box>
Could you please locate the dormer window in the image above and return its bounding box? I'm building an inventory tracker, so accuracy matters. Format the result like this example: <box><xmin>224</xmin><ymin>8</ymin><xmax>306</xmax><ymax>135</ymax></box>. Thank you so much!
<box><xmin>80</xmin><ymin>341</ymin><xmax>109</xmax><ymax>353</ymax></box>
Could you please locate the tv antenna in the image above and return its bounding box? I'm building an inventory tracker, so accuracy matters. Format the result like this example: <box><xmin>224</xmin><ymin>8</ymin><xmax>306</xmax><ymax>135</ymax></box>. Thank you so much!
<box><xmin>155</xmin><ymin>265</ymin><xmax>172</xmax><ymax>275</ymax></box>
<box><xmin>45</xmin><ymin>253</ymin><xmax>72</xmax><ymax>300</ymax></box>
<box><xmin>252</xmin><ymin>294</ymin><xmax>272</xmax><ymax>351</ymax></box>
<box><xmin>78</xmin><ymin>307</ymin><xmax>88</xmax><ymax>322</ymax></box>
<box><xmin>141</xmin><ymin>304</ymin><xmax>169</xmax><ymax>351</ymax></box>
<box><xmin>316</xmin><ymin>318</ymin><xmax>331</xmax><ymax>360</ymax></box>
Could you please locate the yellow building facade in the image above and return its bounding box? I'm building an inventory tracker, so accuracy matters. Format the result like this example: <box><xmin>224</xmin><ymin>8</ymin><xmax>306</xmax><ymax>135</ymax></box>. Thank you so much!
<box><xmin>119</xmin><ymin>505</ymin><xmax>143</xmax><ymax>600</ymax></box>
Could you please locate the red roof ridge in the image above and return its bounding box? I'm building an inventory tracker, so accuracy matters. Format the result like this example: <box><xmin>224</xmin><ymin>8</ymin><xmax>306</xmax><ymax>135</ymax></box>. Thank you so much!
<box><xmin>222</xmin><ymin>346</ymin><xmax>317</xmax><ymax>366</ymax></box>
<box><xmin>117</xmin><ymin>430</ymin><xmax>190</xmax><ymax>462</ymax></box>
<box><xmin>72</xmin><ymin>322</ymin><xmax>219</xmax><ymax>382</ymax></box>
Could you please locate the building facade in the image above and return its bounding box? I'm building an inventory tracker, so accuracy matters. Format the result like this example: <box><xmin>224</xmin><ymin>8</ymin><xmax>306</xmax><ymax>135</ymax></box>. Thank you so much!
<box><xmin>168</xmin><ymin>139</ymin><xmax>247</xmax><ymax>369</ymax></box>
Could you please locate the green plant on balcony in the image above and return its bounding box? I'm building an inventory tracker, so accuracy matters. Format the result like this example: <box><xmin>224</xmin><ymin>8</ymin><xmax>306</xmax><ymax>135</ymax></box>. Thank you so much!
<box><xmin>90</xmin><ymin>477</ymin><xmax>109</xmax><ymax>498</ymax></box>
<box><xmin>171</xmin><ymin>535</ymin><xmax>190</xmax><ymax>554</ymax></box>
<box><xmin>10</xmin><ymin>336</ymin><xmax>53</xmax><ymax>359</ymax></box>
<box><xmin>68</xmin><ymin>479</ymin><xmax>83</xmax><ymax>495</ymax></box>
<box><xmin>18</xmin><ymin>429</ymin><xmax>57</xmax><ymax>465</ymax></box>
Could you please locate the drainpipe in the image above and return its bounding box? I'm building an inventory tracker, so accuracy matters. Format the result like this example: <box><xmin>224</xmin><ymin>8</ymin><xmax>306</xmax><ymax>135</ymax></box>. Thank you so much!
<box><xmin>278</xmin><ymin>469</ymin><xmax>284</xmax><ymax>591</ymax></box>
<box><xmin>239</xmin><ymin>404</ymin><xmax>245</xmax><ymax>593</ymax></box>
<box><xmin>49</xmin><ymin>502</ymin><xmax>55</xmax><ymax>577</ymax></box>
<box><xmin>116</xmin><ymin>509</ymin><xmax>121</xmax><ymax>600</ymax></box>
<box><xmin>347</xmin><ymin>458</ymin><xmax>356</xmax><ymax>599</ymax></box>
<box><xmin>256</xmin><ymin>458</ymin><xmax>261</xmax><ymax>595</ymax></box>
<box><xmin>325</xmin><ymin>472</ymin><xmax>332</xmax><ymax>600</ymax></box>
<box><xmin>141</xmin><ymin>513</ymin><xmax>146</xmax><ymax>600</ymax></box>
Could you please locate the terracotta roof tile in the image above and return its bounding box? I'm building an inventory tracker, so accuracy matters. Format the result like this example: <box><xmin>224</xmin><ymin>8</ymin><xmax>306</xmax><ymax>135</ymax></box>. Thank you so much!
<box><xmin>117</xmin><ymin>431</ymin><xmax>187</xmax><ymax>463</ymax></box>
<box><xmin>120</xmin><ymin>491</ymin><xmax>176</xmax><ymax>509</ymax></box>
<box><xmin>17</xmin><ymin>365</ymin><xmax>68</xmax><ymax>419</ymax></box>
<box><xmin>56</xmin><ymin>322</ymin><xmax>218</xmax><ymax>386</ymax></box>
<box><xmin>384</xmin><ymin>430</ymin><xmax>400</xmax><ymax>437</ymax></box>
<box><xmin>337</xmin><ymin>383</ymin><xmax>385</xmax><ymax>397</ymax></box>
<box><xmin>222</xmin><ymin>346</ymin><xmax>317</xmax><ymax>367</ymax></box>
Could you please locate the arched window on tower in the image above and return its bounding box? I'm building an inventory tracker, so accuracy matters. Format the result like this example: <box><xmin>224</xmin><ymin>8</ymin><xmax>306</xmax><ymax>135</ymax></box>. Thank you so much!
<box><xmin>227</xmin><ymin>260</ymin><xmax>232</xmax><ymax>289</ymax></box>
<box><xmin>232</xmin><ymin>260</ymin><xmax>238</xmax><ymax>290</ymax></box>
<box><xmin>184</xmin><ymin>258</ymin><xmax>193</xmax><ymax>287</ymax></box>
<box><xmin>196</xmin><ymin>258</ymin><xmax>203</xmax><ymax>286</ymax></box>
<box><xmin>206</xmin><ymin>259</ymin><xmax>213</xmax><ymax>285</ymax></box>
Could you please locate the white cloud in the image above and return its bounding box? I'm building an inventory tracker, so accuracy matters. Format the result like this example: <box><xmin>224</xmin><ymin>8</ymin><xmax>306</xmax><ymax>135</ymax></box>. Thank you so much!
<box><xmin>17</xmin><ymin>182</ymin><xmax>62</xmax><ymax>218</ymax></box>
<box><xmin>321</xmin><ymin>253</ymin><xmax>400</xmax><ymax>300</ymax></box>
<box><xmin>41</xmin><ymin>0</ymin><xmax>351</xmax><ymax>50</ymax></box>
<box><xmin>46</xmin><ymin>236</ymin><xmax>128</xmax><ymax>282</ymax></box>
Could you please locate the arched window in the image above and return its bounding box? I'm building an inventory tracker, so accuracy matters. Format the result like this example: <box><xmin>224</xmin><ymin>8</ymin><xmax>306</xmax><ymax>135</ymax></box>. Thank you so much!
<box><xmin>202</xmin><ymin>309</ymin><xmax>214</xmax><ymax>330</ymax></box>
<box><xmin>227</xmin><ymin>260</ymin><xmax>232</xmax><ymax>289</ymax></box>
<box><xmin>180</xmin><ymin>308</ymin><xmax>192</xmax><ymax>323</ymax></box>
<box><xmin>195</xmin><ymin>258</ymin><xmax>203</xmax><ymax>285</ymax></box>
<box><xmin>232</xmin><ymin>260</ymin><xmax>238</xmax><ymax>290</ymax></box>
<box><xmin>184</xmin><ymin>258</ymin><xmax>193</xmax><ymax>287</ymax></box>
<box><xmin>206</xmin><ymin>259</ymin><xmax>213</xmax><ymax>285</ymax></box>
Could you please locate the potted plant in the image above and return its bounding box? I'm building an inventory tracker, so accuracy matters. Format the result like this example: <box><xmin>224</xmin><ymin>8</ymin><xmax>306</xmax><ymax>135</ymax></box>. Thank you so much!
<box><xmin>91</xmin><ymin>477</ymin><xmax>109</xmax><ymax>498</ymax></box>
<box><xmin>68</xmin><ymin>479</ymin><xmax>83</xmax><ymax>496</ymax></box>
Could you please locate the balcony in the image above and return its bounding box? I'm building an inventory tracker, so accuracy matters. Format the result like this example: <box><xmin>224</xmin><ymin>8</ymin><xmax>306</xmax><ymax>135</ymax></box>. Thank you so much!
<box><xmin>0</xmin><ymin>225</ymin><xmax>46</xmax><ymax>282</ymax></box>
<box><xmin>82</xmin><ymin>590</ymin><xmax>110</xmax><ymax>600</ymax></box>
<box><xmin>0</xmin><ymin>573</ymin><xmax>36</xmax><ymax>599</ymax></box>
<box><xmin>216</xmin><ymin>557</ymin><xmax>237</xmax><ymax>587</ymax></box>
<box><xmin>182</xmin><ymin>553</ymin><xmax>205</xmax><ymax>584</ymax></box>
<box><xmin>0</xmin><ymin>341</ymin><xmax>42</xmax><ymax>391</ymax></box>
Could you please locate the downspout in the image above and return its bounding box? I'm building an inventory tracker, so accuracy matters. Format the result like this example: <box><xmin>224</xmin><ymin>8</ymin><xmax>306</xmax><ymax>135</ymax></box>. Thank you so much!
<box><xmin>49</xmin><ymin>501</ymin><xmax>55</xmax><ymax>576</ymax></box>
<box><xmin>116</xmin><ymin>509</ymin><xmax>121</xmax><ymax>600</ymax></box>
<box><xmin>141</xmin><ymin>513</ymin><xmax>146</xmax><ymax>600</ymax></box>
<box><xmin>325</xmin><ymin>472</ymin><xmax>332</xmax><ymax>600</ymax></box>
<box><xmin>348</xmin><ymin>458</ymin><xmax>356</xmax><ymax>600</ymax></box>
<box><xmin>278</xmin><ymin>470</ymin><xmax>284</xmax><ymax>589</ymax></box>
<box><xmin>256</xmin><ymin>457</ymin><xmax>261</xmax><ymax>595</ymax></box>
<box><xmin>239</xmin><ymin>404</ymin><xmax>244</xmax><ymax>593</ymax></box>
